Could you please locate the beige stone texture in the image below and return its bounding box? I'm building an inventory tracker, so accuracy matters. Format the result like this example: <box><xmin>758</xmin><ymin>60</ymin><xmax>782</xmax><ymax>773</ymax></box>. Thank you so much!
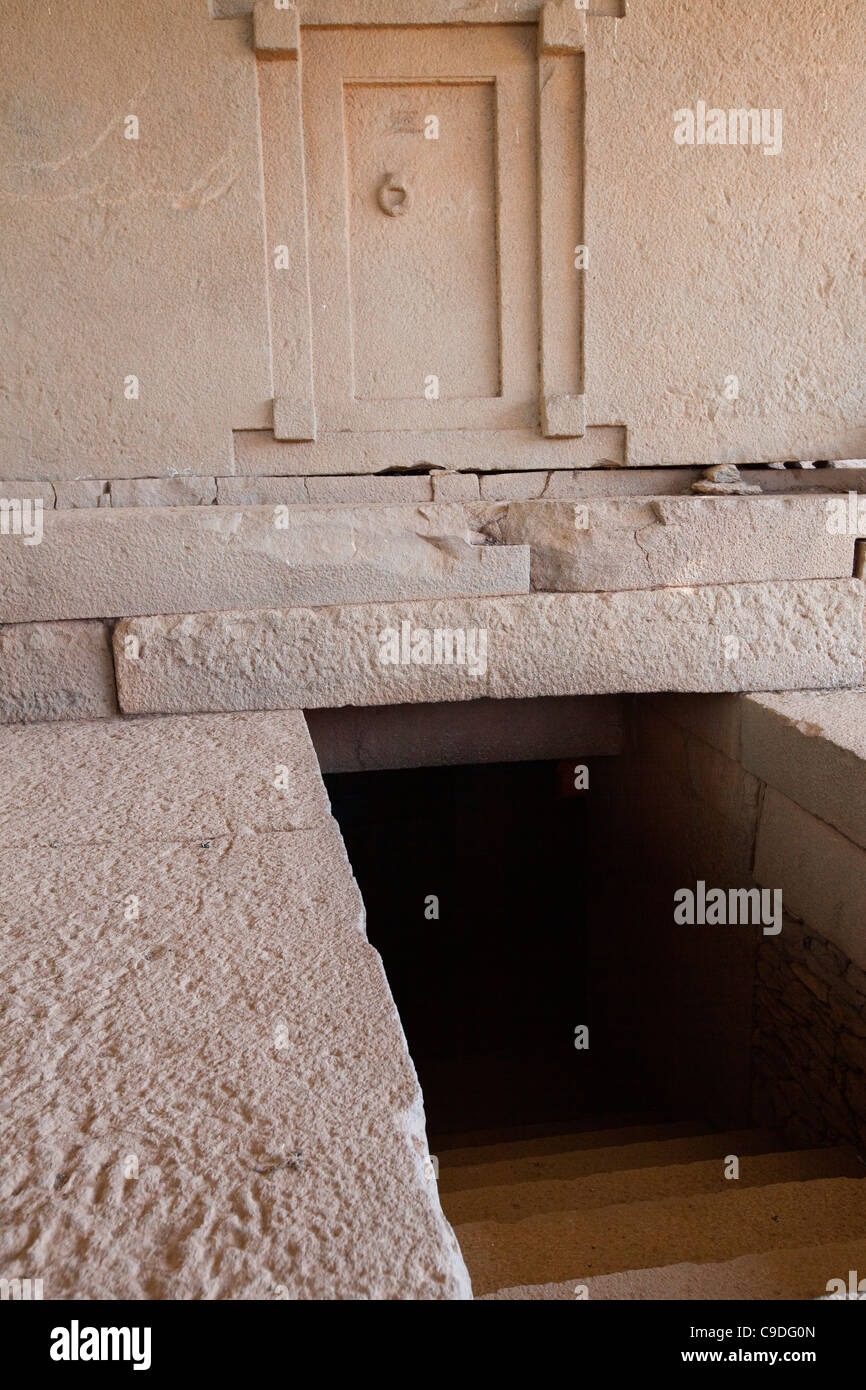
<box><xmin>754</xmin><ymin>787</ymin><xmax>866</xmax><ymax>973</ymax></box>
<box><xmin>0</xmin><ymin>819</ymin><xmax>469</xmax><ymax>1298</ymax></box>
<box><xmin>306</xmin><ymin>694</ymin><xmax>624</xmax><ymax>773</ymax></box>
<box><xmin>586</xmin><ymin>3</ymin><xmax>866</xmax><ymax>464</ymax></box>
<box><xmin>0</xmin><ymin>504</ymin><xmax>530</xmax><ymax>622</ymax></box>
<box><xmin>113</xmin><ymin>579</ymin><xmax>864</xmax><ymax>716</ymax></box>
<box><xmin>0</xmin><ymin>708</ymin><xmax>470</xmax><ymax>1296</ymax></box>
<box><xmin>0</xmin><ymin>711</ymin><xmax>329</xmax><ymax>847</ymax></box>
<box><xmin>488</xmin><ymin>496</ymin><xmax>855</xmax><ymax>591</ymax></box>
<box><xmin>0</xmin><ymin>2</ymin><xmax>270</xmax><ymax>482</ymax></box>
<box><xmin>111</xmin><ymin>477</ymin><xmax>217</xmax><ymax>508</ymax></box>
<box><xmin>231</xmin><ymin>427</ymin><xmax>626</xmax><ymax>477</ymax></box>
<box><xmin>0</xmin><ymin>481</ymin><xmax>55</xmax><ymax>507</ymax></box>
<box><xmin>0</xmin><ymin>621</ymin><xmax>117</xmax><ymax>725</ymax></box>
<box><xmin>431</xmin><ymin>473</ymin><xmax>481</xmax><ymax>501</ymax></box>
<box><xmin>253</xmin><ymin>0</ymin><xmax>299</xmax><ymax>57</ymax></box>
<box><xmin>3</xmin><ymin>4</ymin><xmax>866</xmax><ymax>480</ymax></box>
<box><xmin>742</xmin><ymin>690</ymin><xmax>866</xmax><ymax>851</ymax></box>
<box><xmin>53</xmin><ymin>481</ymin><xmax>110</xmax><ymax>509</ymax></box>
<box><xmin>217</xmin><ymin>475</ymin><xmax>434</xmax><ymax>506</ymax></box>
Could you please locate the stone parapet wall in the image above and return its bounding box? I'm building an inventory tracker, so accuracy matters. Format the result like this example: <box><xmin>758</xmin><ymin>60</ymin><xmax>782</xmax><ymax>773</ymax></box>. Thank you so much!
<box><xmin>653</xmin><ymin>689</ymin><xmax>866</xmax><ymax>1156</ymax></box>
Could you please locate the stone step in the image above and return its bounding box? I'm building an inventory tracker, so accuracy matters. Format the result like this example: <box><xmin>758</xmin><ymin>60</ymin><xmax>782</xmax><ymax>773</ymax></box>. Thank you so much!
<box><xmin>442</xmin><ymin>1147</ymin><xmax>863</xmax><ymax>1226</ymax></box>
<box><xmin>0</xmin><ymin>503</ymin><xmax>529</xmax><ymax>623</ymax></box>
<box><xmin>112</xmin><ymin>580</ymin><xmax>865</xmax><ymax>716</ymax></box>
<box><xmin>454</xmin><ymin>1176</ymin><xmax>866</xmax><ymax>1296</ymax></box>
<box><xmin>438</xmin><ymin>1121</ymin><xmax>709</xmax><ymax>1172</ymax></box>
<box><xmin>437</xmin><ymin>1128</ymin><xmax>780</xmax><ymax>1193</ymax></box>
<box><xmin>483</xmin><ymin>1236</ymin><xmax>866</xmax><ymax>1301</ymax></box>
<box><xmin>433</xmin><ymin>1111</ymin><xmax>672</xmax><ymax>1158</ymax></box>
<box><xmin>485</xmin><ymin>495</ymin><xmax>855</xmax><ymax>592</ymax></box>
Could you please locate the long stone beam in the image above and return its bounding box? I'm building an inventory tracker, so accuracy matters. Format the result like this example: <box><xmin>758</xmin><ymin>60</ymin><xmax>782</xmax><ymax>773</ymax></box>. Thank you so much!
<box><xmin>113</xmin><ymin>580</ymin><xmax>865</xmax><ymax>715</ymax></box>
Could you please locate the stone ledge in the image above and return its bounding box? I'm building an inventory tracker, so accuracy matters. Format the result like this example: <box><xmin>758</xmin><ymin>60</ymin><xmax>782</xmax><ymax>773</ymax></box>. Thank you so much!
<box><xmin>0</xmin><ymin>504</ymin><xmax>530</xmax><ymax>623</ymax></box>
<box><xmin>0</xmin><ymin>822</ymin><xmax>469</xmax><ymax>1298</ymax></box>
<box><xmin>112</xmin><ymin>580</ymin><xmax>865</xmax><ymax>716</ymax></box>
<box><xmin>487</xmin><ymin>496</ymin><xmax>856</xmax><ymax>591</ymax></box>
<box><xmin>0</xmin><ymin>710</ymin><xmax>329</xmax><ymax>847</ymax></box>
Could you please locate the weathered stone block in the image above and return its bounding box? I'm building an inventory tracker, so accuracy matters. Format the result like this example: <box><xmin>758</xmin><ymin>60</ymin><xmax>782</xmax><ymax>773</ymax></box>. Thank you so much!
<box><xmin>111</xmin><ymin>477</ymin><xmax>217</xmax><ymax>507</ymax></box>
<box><xmin>487</xmin><ymin>496</ymin><xmax>855</xmax><ymax>591</ymax></box>
<box><xmin>112</xmin><ymin>579</ymin><xmax>864</xmax><ymax>717</ymax></box>
<box><xmin>53</xmin><ymin>480</ymin><xmax>110</xmax><ymax>508</ymax></box>
<box><xmin>0</xmin><ymin>710</ymin><xmax>328</xmax><ymax>848</ymax></box>
<box><xmin>0</xmin><ymin>823</ymin><xmax>468</xmax><ymax>1299</ymax></box>
<box><xmin>0</xmin><ymin>620</ymin><xmax>117</xmax><ymax>725</ymax></box>
<box><xmin>0</xmin><ymin>504</ymin><xmax>530</xmax><ymax>622</ymax></box>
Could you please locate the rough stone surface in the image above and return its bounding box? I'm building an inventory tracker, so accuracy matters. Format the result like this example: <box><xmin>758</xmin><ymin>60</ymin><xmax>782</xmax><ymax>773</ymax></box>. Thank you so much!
<box><xmin>0</xmin><ymin>710</ymin><xmax>469</xmax><ymax>1299</ymax></box>
<box><xmin>0</xmin><ymin>482</ymin><xmax>55</xmax><ymax>507</ymax></box>
<box><xmin>0</xmin><ymin>621</ymin><xmax>117</xmax><ymax>725</ymax></box>
<box><xmin>0</xmin><ymin>822</ymin><xmax>469</xmax><ymax>1299</ymax></box>
<box><xmin>487</xmin><ymin>496</ymin><xmax>854</xmax><ymax>591</ymax></box>
<box><xmin>0</xmin><ymin>711</ymin><xmax>329</xmax><ymax>847</ymax></box>
<box><xmin>431</xmin><ymin>473</ymin><xmax>481</xmax><ymax>501</ymax></box>
<box><xmin>231</xmin><ymin>427</ymin><xmax>627</xmax><ymax>477</ymax></box>
<box><xmin>111</xmin><ymin>477</ymin><xmax>217</xmax><ymax>508</ymax></box>
<box><xmin>479</xmin><ymin>468</ymin><xmax>866</xmax><ymax>501</ymax></box>
<box><xmin>53</xmin><ymin>481</ymin><xmax>110</xmax><ymax>509</ymax></box>
<box><xmin>753</xmin><ymin>915</ymin><xmax>866</xmax><ymax>1156</ymax></box>
<box><xmin>754</xmin><ymin>788</ymin><xmax>866</xmax><ymax>974</ymax></box>
<box><xmin>586</xmin><ymin>3</ymin><xmax>866</xmax><ymax>464</ymax></box>
<box><xmin>113</xmin><ymin>580</ymin><xmax>865</xmax><ymax>716</ymax></box>
<box><xmin>0</xmin><ymin>3</ymin><xmax>270</xmax><ymax>480</ymax></box>
<box><xmin>0</xmin><ymin>504</ymin><xmax>530</xmax><ymax>622</ymax></box>
<box><xmin>306</xmin><ymin>694</ymin><xmax>624</xmax><ymax>773</ymax></box>
<box><xmin>742</xmin><ymin>690</ymin><xmax>866</xmax><ymax>851</ymax></box>
<box><xmin>217</xmin><ymin>475</ymin><xmax>433</xmax><ymax>507</ymax></box>
<box><xmin>692</xmin><ymin>464</ymin><xmax>762</xmax><ymax>496</ymax></box>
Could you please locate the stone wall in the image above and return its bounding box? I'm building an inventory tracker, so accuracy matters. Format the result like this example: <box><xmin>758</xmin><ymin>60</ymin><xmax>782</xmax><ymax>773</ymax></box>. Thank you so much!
<box><xmin>644</xmin><ymin>691</ymin><xmax>866</xmax><ymax>1155</ymax></box>
<box><xmin>754</xmin><ymin>915</ymin><xmax>866</xmax><ymax>1154</ymax></box>
<box><xmin>2</xmin><ymin>1</ymin><xmax>865</xmax><ymax>481</ymax></box>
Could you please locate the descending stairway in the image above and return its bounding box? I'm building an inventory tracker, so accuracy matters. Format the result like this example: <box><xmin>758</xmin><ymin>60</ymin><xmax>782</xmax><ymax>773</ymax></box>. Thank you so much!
<box><xmin>436</xmin><ymin>1120</ymin><xmax>866</xmax><ymax>1300</ymax></box>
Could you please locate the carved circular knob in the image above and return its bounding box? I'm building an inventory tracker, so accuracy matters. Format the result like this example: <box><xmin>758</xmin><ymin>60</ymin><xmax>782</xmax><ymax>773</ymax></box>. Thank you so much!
<box><xmin>377</xmin><ymin>173</ymin><xmax>410</xmax><ymax>217</ymax></box>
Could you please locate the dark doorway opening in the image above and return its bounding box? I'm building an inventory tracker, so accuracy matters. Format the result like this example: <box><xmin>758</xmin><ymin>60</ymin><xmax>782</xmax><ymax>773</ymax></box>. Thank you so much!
<box><xmin>325</xmin><ymin>759</ymin><xmax>670</xmax><ymax>1144</ymax></box>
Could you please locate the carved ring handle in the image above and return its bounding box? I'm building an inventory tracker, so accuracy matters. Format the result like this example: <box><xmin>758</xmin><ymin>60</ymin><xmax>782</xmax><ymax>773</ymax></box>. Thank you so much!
<box><xmin>377</xmin><ymin>173</ymin><xmax>410</xmax><ymax>217</ymax></box>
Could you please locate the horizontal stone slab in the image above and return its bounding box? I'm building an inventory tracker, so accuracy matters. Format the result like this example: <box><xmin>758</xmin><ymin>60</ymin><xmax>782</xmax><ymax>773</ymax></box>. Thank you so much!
<box><xmin>231</xmin><ymin>425</ymin><xmax>627</xmax><ymax>475</ymax></box>
<box><xmin>486</xmin><ymin>496</ymin><xmax>856</xmax><ymax>590</ymax></box>
<box><xmin>0</xmin><ymin>504</ymin><xmax>529</xmax><ymax>622</ymax></box>
<box><xmin>0</xmin><ymin>620</ymin><xmax>117</xmax><ymax>725</ymax></box>
<box><xmin>0</xmin><ymin>821</ymin><xmax>469</xmax><ymax>1298</ymax></box>
<box><xmin>113</xmin><ymin>580</ymin><xmax>865</xmax><ymax>715</ymax></box>
<box><xmin>306</xmin><ymin>694</ymin><xmax>624</xmax><ymax>773</ymax></box>
<box><xmin>110</xmin><ymin>476</ymin><xmax>217</xmax><ymax>507</ymax></box>
<box><xmin>0</xmin><ymin>710</ymin><xmax>329</xmax><ymax>847</ymax></box>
